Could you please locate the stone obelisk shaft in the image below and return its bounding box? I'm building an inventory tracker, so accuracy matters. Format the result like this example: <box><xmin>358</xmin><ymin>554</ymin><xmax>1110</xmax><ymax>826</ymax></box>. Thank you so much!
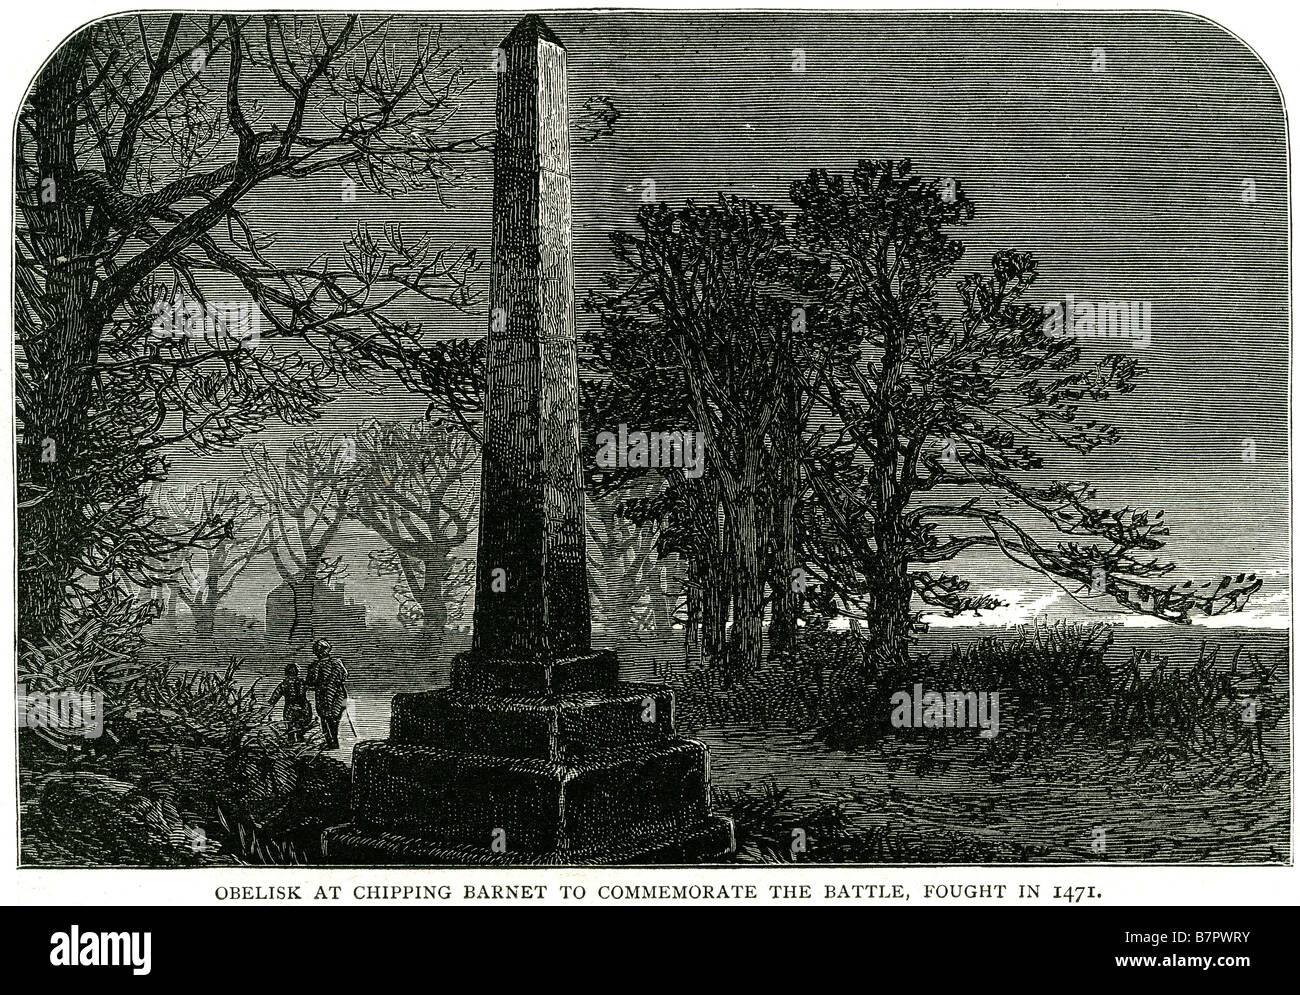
<box><xmin>474</xmin><ymin>17</ymin><xmax>591</xmax><ymax>661</ymax></box>
<box><xmin>321</xmin><ymin>16</ymin><xmax>732</xmax><ymax>865</ymax></box>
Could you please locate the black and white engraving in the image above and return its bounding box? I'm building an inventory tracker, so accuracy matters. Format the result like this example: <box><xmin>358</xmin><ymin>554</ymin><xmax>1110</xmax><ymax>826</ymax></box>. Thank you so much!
<box><xmin>13</xmin><ymin>10</ymin><xmax>1288</xmax><ymax>867</ymax></box>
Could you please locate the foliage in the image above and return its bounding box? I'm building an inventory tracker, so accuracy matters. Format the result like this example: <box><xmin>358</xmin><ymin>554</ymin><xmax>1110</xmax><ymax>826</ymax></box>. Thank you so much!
<box><xmin>17</xmin><ymin>585</ymin><xmax>159</xmax><ymax>752</ymax></box>
<box><xmin>678</xmin><ymin>622</ymin><xmax>1283</xmax><ymax>774</ymax></box>
<box><xmin>20</xmin><ymin>654</ymin><xmax>350</xmax><ymax>866</ymax></box>
<box><xmin>790</xmin><ymin>160</ymin><xmax>1261</xmax><ymax>664</ymax></box>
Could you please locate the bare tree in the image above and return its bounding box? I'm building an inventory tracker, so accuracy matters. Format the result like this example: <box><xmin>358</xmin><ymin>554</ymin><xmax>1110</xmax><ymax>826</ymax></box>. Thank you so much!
<box><xmin>349</xmin><ymin>419</ymin><xmax>476</xmax><ymax>653</ymax></box>
<box><xmin>245</xmin><ymin>434</ymin><xmax>352</xmax><ymax>641</ymax></box>
<box><xmin>15</xmin><ymin>14</ymin><xmax>487</xmax><ymax>645</ymax></box>
<box><xmin>158</xmin><ymin>482</ymin><xmax>269</xmax><ymax>636</ymax></box>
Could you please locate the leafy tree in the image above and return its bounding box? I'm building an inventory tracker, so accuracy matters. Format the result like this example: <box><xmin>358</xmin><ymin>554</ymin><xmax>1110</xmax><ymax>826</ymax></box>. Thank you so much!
<box><xmin>587</xmin><ymin>196</ymin><xmax>834</xmax><ymax>680</ymax></box>
<box><xmin>791</xmin><ymin>161</ymin><xmax>1262</xmax><ymax>666</ymax></box>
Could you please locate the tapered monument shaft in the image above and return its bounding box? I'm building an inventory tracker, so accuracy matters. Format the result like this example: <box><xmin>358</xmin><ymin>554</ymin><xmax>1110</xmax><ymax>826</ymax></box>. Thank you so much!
<box><xmin>474</xmin><ymin>14</ymin><xmax>591</xmax><ymax>660</ymax></box>
<box><xmin>323</xmin><ymin>16</ymin><xmax>733</xmax><ymax>865</ymax></box>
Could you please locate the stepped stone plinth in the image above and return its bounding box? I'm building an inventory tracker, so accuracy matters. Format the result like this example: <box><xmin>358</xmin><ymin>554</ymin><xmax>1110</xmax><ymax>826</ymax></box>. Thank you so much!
<box><xmin>322</xmin><ymin>15</ymin><xmax>733</xmax><ymax>865</ymax></box>
<box><xmin>324</xmin><ymin>670</ymin><xmax>732</xmax><ymax>864</ymax></box>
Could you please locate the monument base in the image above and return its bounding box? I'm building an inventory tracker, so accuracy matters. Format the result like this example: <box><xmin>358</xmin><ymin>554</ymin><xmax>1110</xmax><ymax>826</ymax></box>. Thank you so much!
<box><xmin>322</xmin><ymin>815</ymin><xmax>735</xmax><ymax>866</ymax></box>
<box><xmin>321</xmin><ymin>650</ymin><xmax>736</xmax><ymax>865</ymax></box>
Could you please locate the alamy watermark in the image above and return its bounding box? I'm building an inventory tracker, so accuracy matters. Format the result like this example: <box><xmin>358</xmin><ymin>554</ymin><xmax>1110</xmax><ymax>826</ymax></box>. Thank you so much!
<box><xmin>150</xmin><ymin>299</ymin><xmax>261</xmax><ymax>349</ymax></box>
<box><xmin>594</xmin><ymin>424</ymin><xmax>705</xmax><ymax>479</ymax></box>
<box><xmin>1043</xmin><ymin>294</ymin><xmax>1152</xmax><ymax>349</ymax></box>
<box><xmin>50</xmin><ymin>926</ymin><xmax>151</xmax><ymax>975</ymax></box>
<box><xmin>17</xmin><ymin>684</ymin><xmax>104</xmax><ymax>738</ymax></box>
<box><xmin>890</xmin><ymin>683</ymin><xmax>1000</xmax><ymax>738</ymax></box>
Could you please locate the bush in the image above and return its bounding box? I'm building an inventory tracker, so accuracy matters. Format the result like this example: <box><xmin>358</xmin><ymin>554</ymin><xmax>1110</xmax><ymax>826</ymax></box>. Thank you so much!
<box><xmin>675</xmin><ymin>617</ymin><xmax>868</xmax><ymax>728</ymax></box>
<box><xmin>18</xmin><ymin>587</ymin><xmax>157</xmax><ymax>756</ymax></box>
<box><xmin>20</xmin><ymin>656</ymin><xmax>350</xmax><ymax>866</ymax></box>
<box><xmin>677</xmin><ymin>620</ymin><xmax>1283</xmax><ymax>772</ymax></box>
<box><xmin>820</xmin><ymin>620</ymin><xmax>1117</xmax><ymax>754</ymax></box>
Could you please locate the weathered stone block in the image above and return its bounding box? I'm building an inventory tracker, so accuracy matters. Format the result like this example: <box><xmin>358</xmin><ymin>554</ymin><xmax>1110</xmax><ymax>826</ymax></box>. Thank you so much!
<box><xmin>351</xmin><ymin>738</ymin><xmax>712</xmax><ymax>855</ymax></box>
<box><xmin>322</xmin><ymin>813</ymin><xmax>735</xmax><ymax>866</ymax></box>
<box><xmin>390</xmin><ymin>684</ymin><xmax>675</xmax><ymax>759</ymax></box>
<box><xmin>451</xmin><ymin>648</ymin><xmax>618</xmax><ymax>694</ymax></box>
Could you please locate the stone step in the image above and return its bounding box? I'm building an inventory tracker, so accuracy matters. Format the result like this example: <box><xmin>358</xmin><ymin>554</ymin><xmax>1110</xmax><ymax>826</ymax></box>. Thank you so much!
<box><xmin>322</xmin><ymin>813</ymin><xmax>735</xmax><ymax>866</ymax></box>
<box><xmin>350</xmin><ymin>737</ymin><xmax>714</xmax><ymax>855</ymax></box>
<box><xmin>451</xmin><ymin>649</ymin><xmax>619</xmax><ymax>694</ymax></box>
<box><xmin>389</xmin><ymin>684</ymin><xmax>675</xmax><ymax>759</ymax></box>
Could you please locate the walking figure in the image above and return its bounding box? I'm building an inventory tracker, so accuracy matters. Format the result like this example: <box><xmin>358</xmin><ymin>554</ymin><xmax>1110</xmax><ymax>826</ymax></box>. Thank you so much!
<box><xmin>306</xmin><ymin>638</ymin><xmax>349</xmax><ymax>750</ymax></box>
<box><xmin>267</xmin><ymin>663</ymin><xmax>313</xmax><ymax>743</ymax></box>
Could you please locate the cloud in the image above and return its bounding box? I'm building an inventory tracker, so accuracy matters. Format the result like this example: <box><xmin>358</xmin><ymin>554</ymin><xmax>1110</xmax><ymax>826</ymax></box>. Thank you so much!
<box><xmin>923</xmin><ymin>582</ymin><xmax>1292</xmax><ymax>631</ymax></box>
<box><xmin>923</xmin><ymin>589</ymin><xmax>1066</xmax><ymax>628</ymax></box>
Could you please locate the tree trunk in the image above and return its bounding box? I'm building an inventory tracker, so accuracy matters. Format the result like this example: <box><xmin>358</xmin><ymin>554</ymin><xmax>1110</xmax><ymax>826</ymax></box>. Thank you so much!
<box><xmin>287</xmin><ymin>576</ymin><xmax>317</xmax><ymax>644</ymax></box>
<box><xmin>726</xmin><ymin>500</ymin><xmax>764</xmax><ymax>682</ymax></box>
<box><xmin>193</xmin><ymin>603</ymin><xmax>215</xmax><ymax>638</ymax></box>
<box><xmin>418</xmin><ymin>563</ymin><xmax>449</xmax><ymax>660</ymax></box>
<box><xmin>650</xmin><ymin>563</ymin><xmax>673</xmax><ymax>632</ymax></box>
<box><xmin>194</xmin><ymin>568</ymin><xmax>223</xmax><ymax>637</ymax></box>
<box><xmin>767</xmin><ymin>379</ymin><xmax>801</xmax><ymax>663</ymax></box>
<box><xmin>701</xmin><ymin>558</ymin><xmax>730</xmax><ymax>671</ymax></box>
<box><xmin>17</xmin><ymin>36</ymin><xmax>98</xmax><ymax>647</ymax></box>
<box><xmin>866</xmin><ymin>324</ymin><xmax>911</xmax><ymax>671</ymax></box>
<box><xmin>419</xmin><ymin>593</ymin><xmax>448</xmax><ymax>634</ymax></box>
<box><xmin>683</xmin><ymin>557</ymin><xmax>702</xmax><ymax>666</ymax></box>
<box><xmin>865</xmin><ymin>559</ymin><xmax>911</xmax><ymax>671</ymax></box>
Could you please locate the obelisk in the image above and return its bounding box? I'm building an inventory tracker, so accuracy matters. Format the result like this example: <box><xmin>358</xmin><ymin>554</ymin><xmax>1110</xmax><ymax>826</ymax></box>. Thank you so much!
<box><xmin>323</xmin><ymin>15</ymin><xmax>733</xmax><ymax>865</ymax></box>
<box><xmin>474</xmin><ymin>12</ymin><xmax>590</xmax><ymax>664</ymax></box>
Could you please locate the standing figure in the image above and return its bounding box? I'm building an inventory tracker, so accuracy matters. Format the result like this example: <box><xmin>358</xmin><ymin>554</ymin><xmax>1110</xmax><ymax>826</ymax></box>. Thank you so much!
<box><xmin>267</xmin><ymin>663</ymin><xmax>313</xmax><ymax>743</ymax></box>
<box><xmin>306</xmin><ymin>638</ymin><xmax>349</xmax><ymax>749</ymax></box>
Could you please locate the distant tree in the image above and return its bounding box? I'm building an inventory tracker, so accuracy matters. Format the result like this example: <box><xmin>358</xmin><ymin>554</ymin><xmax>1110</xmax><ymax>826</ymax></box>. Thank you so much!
<box><xmin>158</xmin><ymin>482</ymin><xmax>269</xmax><ymax>637</ymax></box>
<box><xmin>244</xmin><ymin>434</ymin><xmax>352</xmax><ymax>641</ymax></box>
<box><xmin>15</xmin><ymin>13</ymin><xmax>485</xmax><ymax>646</ymax></box>
<box><xmin>348</xmin><ymin>420</ymin><xmax>477</xmax><ymax>653</ymax></box>
<box><xmin>585</xmin><ymin>484</ymin><xmax>681</xmax><ymax>636</ymax></box>
<box><xmin>791</xmin><ymin>160</ymin><xmax>1263</xmax><ymax>667</ymax></box>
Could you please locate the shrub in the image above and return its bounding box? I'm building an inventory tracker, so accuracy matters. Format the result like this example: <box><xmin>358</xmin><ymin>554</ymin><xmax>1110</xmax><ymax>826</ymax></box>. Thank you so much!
<box><xmin>20</xmin><ymin>655</ymin><xmax>350</xmax><ymax>866</ymax></box>
<box><xmin>17</xmin><ymin>587</ymin><xmax>158</xmax><ymax>755</ymax></box>
<box><xmin>677</xmin><ymin>620</ymin><xmax>1283</xmax><ymax>772</ymax></box>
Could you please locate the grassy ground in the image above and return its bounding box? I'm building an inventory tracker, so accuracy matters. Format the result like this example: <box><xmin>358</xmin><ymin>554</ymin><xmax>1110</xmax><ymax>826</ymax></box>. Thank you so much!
<box><xmin>707</xmin><ymin>728</ymin><xmax>1287</xmax><ymax>863</ymax></box>
<box><xmin>684</xmin><ymin>623</ymin><xmax>1290</xmax><ymax>864</ymax></box>
<box><xmin>24</xmin><ymin>620</ymin><xmax>1288</xmax><ymax>865</ymax></box>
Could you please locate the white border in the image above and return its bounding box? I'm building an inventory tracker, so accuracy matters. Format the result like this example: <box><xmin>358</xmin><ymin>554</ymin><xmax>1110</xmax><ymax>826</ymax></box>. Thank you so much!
<box><xmin>2</xmin><ymin>1</ymin><xmax>1295</xmax><ymax>906</ymax></box>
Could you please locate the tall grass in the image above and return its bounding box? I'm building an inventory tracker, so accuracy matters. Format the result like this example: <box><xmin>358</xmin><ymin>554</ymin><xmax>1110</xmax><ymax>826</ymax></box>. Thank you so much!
<box><xmin>677</xmin><ymin>621</ymin><xmax>1285</xmax><ymax>771</ymax></box>
<box><xmin>717</xmin><ymin>784</ymin><xmax>1042</xmax><ymax>863</ymax></box>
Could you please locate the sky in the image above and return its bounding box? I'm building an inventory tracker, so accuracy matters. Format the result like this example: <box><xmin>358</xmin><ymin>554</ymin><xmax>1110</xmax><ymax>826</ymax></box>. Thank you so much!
<box><xmin>141</xmin><ymin>10</ymin><xmax>1288</xmax><ymax>628</ymax></box>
